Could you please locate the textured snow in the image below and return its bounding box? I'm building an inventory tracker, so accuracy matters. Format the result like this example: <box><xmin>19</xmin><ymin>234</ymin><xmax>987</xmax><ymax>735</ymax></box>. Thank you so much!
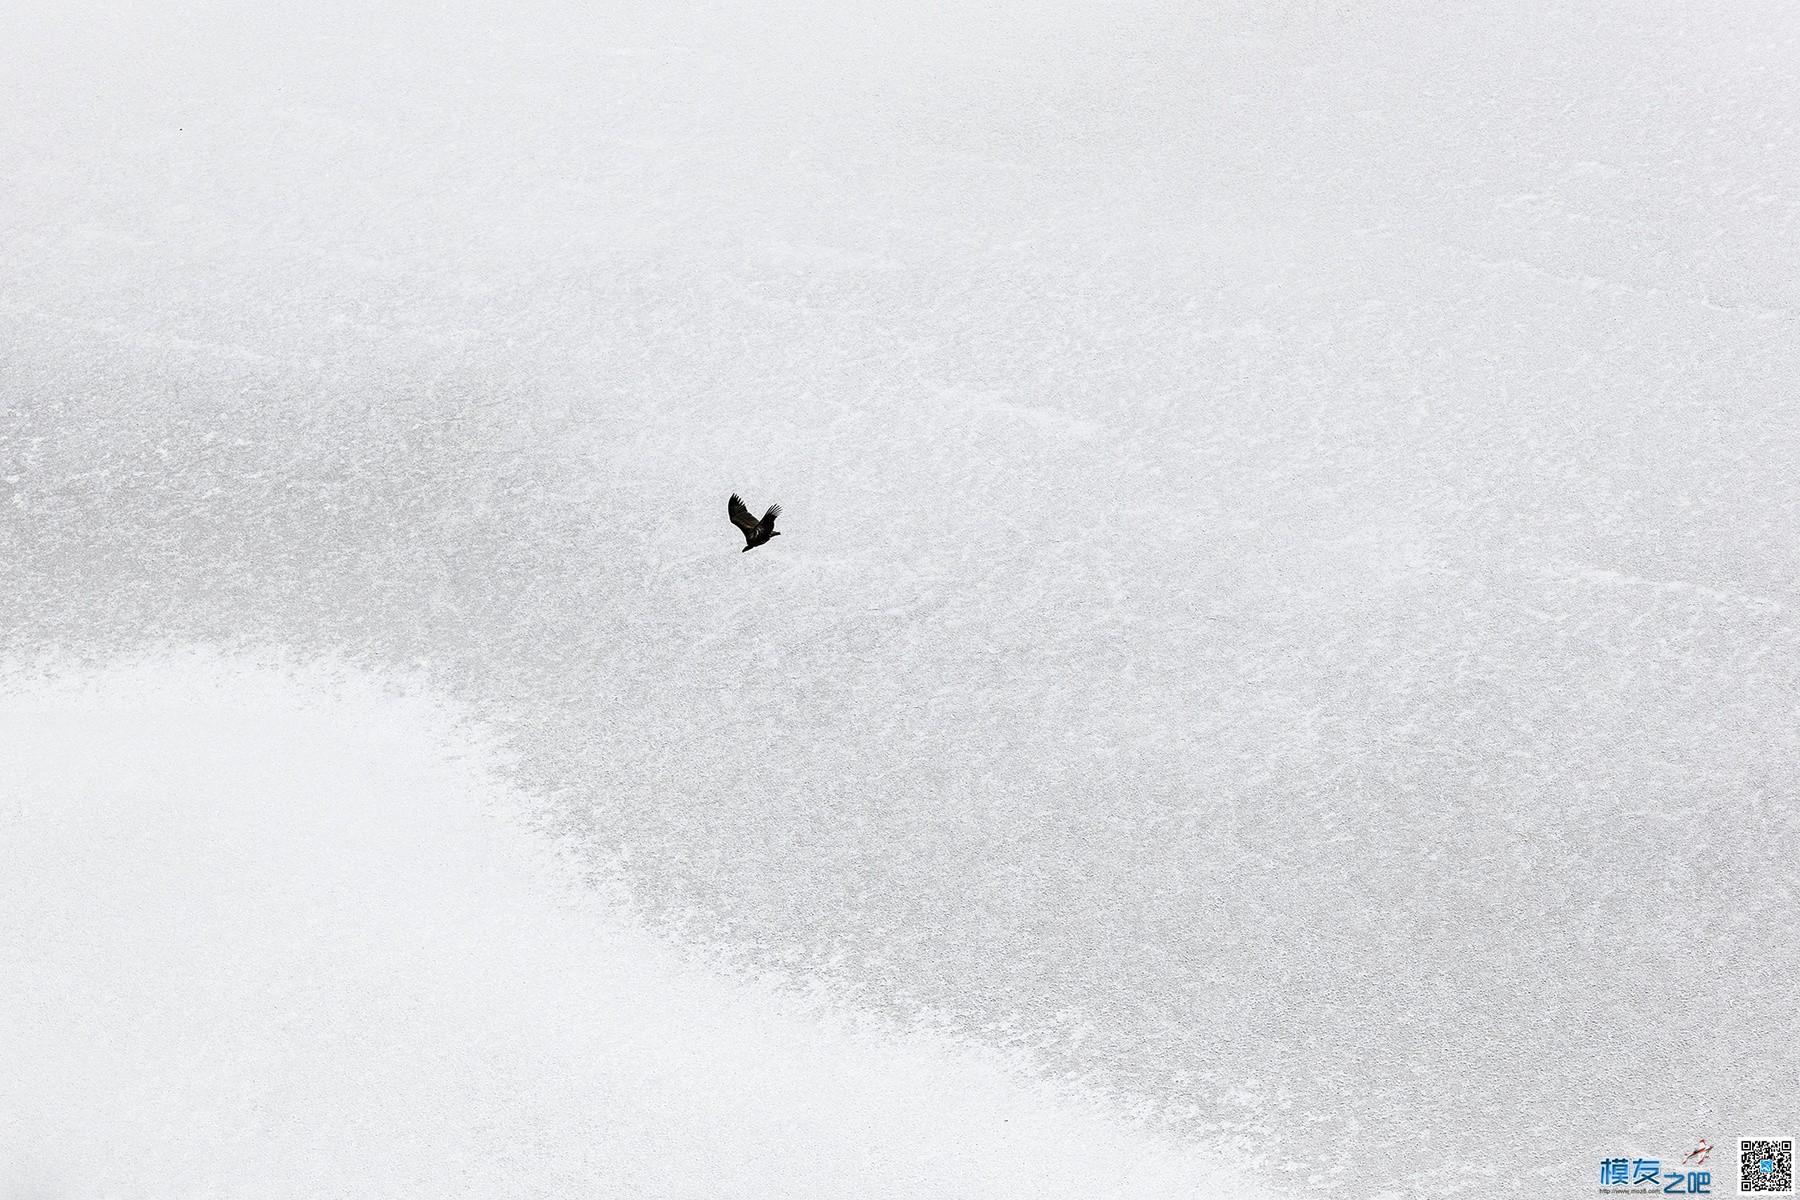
<box><xmin>3</xmin><ymin>0</ymin><xmax>1798</xmax><ymax>1195</ymax></box>
<box><xmin>1</xmin><ymin>655</ymin><xmax>1250</xmax><ymax>1198</ymax></box>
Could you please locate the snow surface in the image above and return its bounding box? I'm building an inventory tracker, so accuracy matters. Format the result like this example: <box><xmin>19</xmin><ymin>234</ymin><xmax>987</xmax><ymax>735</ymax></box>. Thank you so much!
<box><xmin>4</xmin><ymin>0</ymin><xmax>1799</xmax><ymax>1195</ymax></box>
<box><xmin>1</xmin><ymin>654</ymin><xmax>1253</xmax><ymax>1198</ymax></box>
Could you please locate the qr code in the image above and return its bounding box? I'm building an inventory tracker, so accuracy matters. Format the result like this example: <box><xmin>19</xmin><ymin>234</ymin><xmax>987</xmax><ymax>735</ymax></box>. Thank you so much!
<box><xmin>1741</xmin><ymin>1139</ymin><xmax>1794</xmax><ymax>1194</ymax></box>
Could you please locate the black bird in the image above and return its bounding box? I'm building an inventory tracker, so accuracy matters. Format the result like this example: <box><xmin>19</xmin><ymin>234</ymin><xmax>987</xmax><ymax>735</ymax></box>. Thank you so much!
<box><xmin>728</xmin><ymin>493</ymin><xmax>782</xmax><ymax>552</ymax></box>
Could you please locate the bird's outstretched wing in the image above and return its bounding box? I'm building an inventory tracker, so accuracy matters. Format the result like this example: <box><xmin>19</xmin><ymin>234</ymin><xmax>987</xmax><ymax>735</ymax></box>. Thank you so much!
<box><xmin>728</xmin><ymin>493</ymin><xmax>759</xmax><ymax>537</ymax></box>
<box><xmin>756</xmin><ymin>504</ymin><xmax>781</xmax><ymax>537</ymax></box>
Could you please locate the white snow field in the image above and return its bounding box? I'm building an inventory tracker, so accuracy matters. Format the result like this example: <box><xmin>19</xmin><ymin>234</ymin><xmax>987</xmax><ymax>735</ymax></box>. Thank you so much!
<box><xmin>0</xmin><ymin>654</ymin><xmax>1254</xmax><ymax>1199</ymax></box>
<box><xmin>3</xmin><ymin>0</ymin><xmax>1798</xmax><ymax>1195</ymax></box>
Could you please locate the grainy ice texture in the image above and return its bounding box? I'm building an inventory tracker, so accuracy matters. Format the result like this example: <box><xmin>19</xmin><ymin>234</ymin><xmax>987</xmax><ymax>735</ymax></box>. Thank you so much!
<box><xmin>1</xmin><ymin>655</ymin><xmax>1253</xmax><ymax>1198</ymax></box>
<box><xmin>3</xmin><ymin>0</ymin><xmax>1798</xmax><ymax>1195</ymax></box>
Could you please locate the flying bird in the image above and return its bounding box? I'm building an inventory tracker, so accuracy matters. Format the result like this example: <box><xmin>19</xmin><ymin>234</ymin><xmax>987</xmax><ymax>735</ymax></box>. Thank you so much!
<box><xmin>728</xmin><ymin>493</ymin><xmax>782</xmax><ymax>552</ymax></box>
